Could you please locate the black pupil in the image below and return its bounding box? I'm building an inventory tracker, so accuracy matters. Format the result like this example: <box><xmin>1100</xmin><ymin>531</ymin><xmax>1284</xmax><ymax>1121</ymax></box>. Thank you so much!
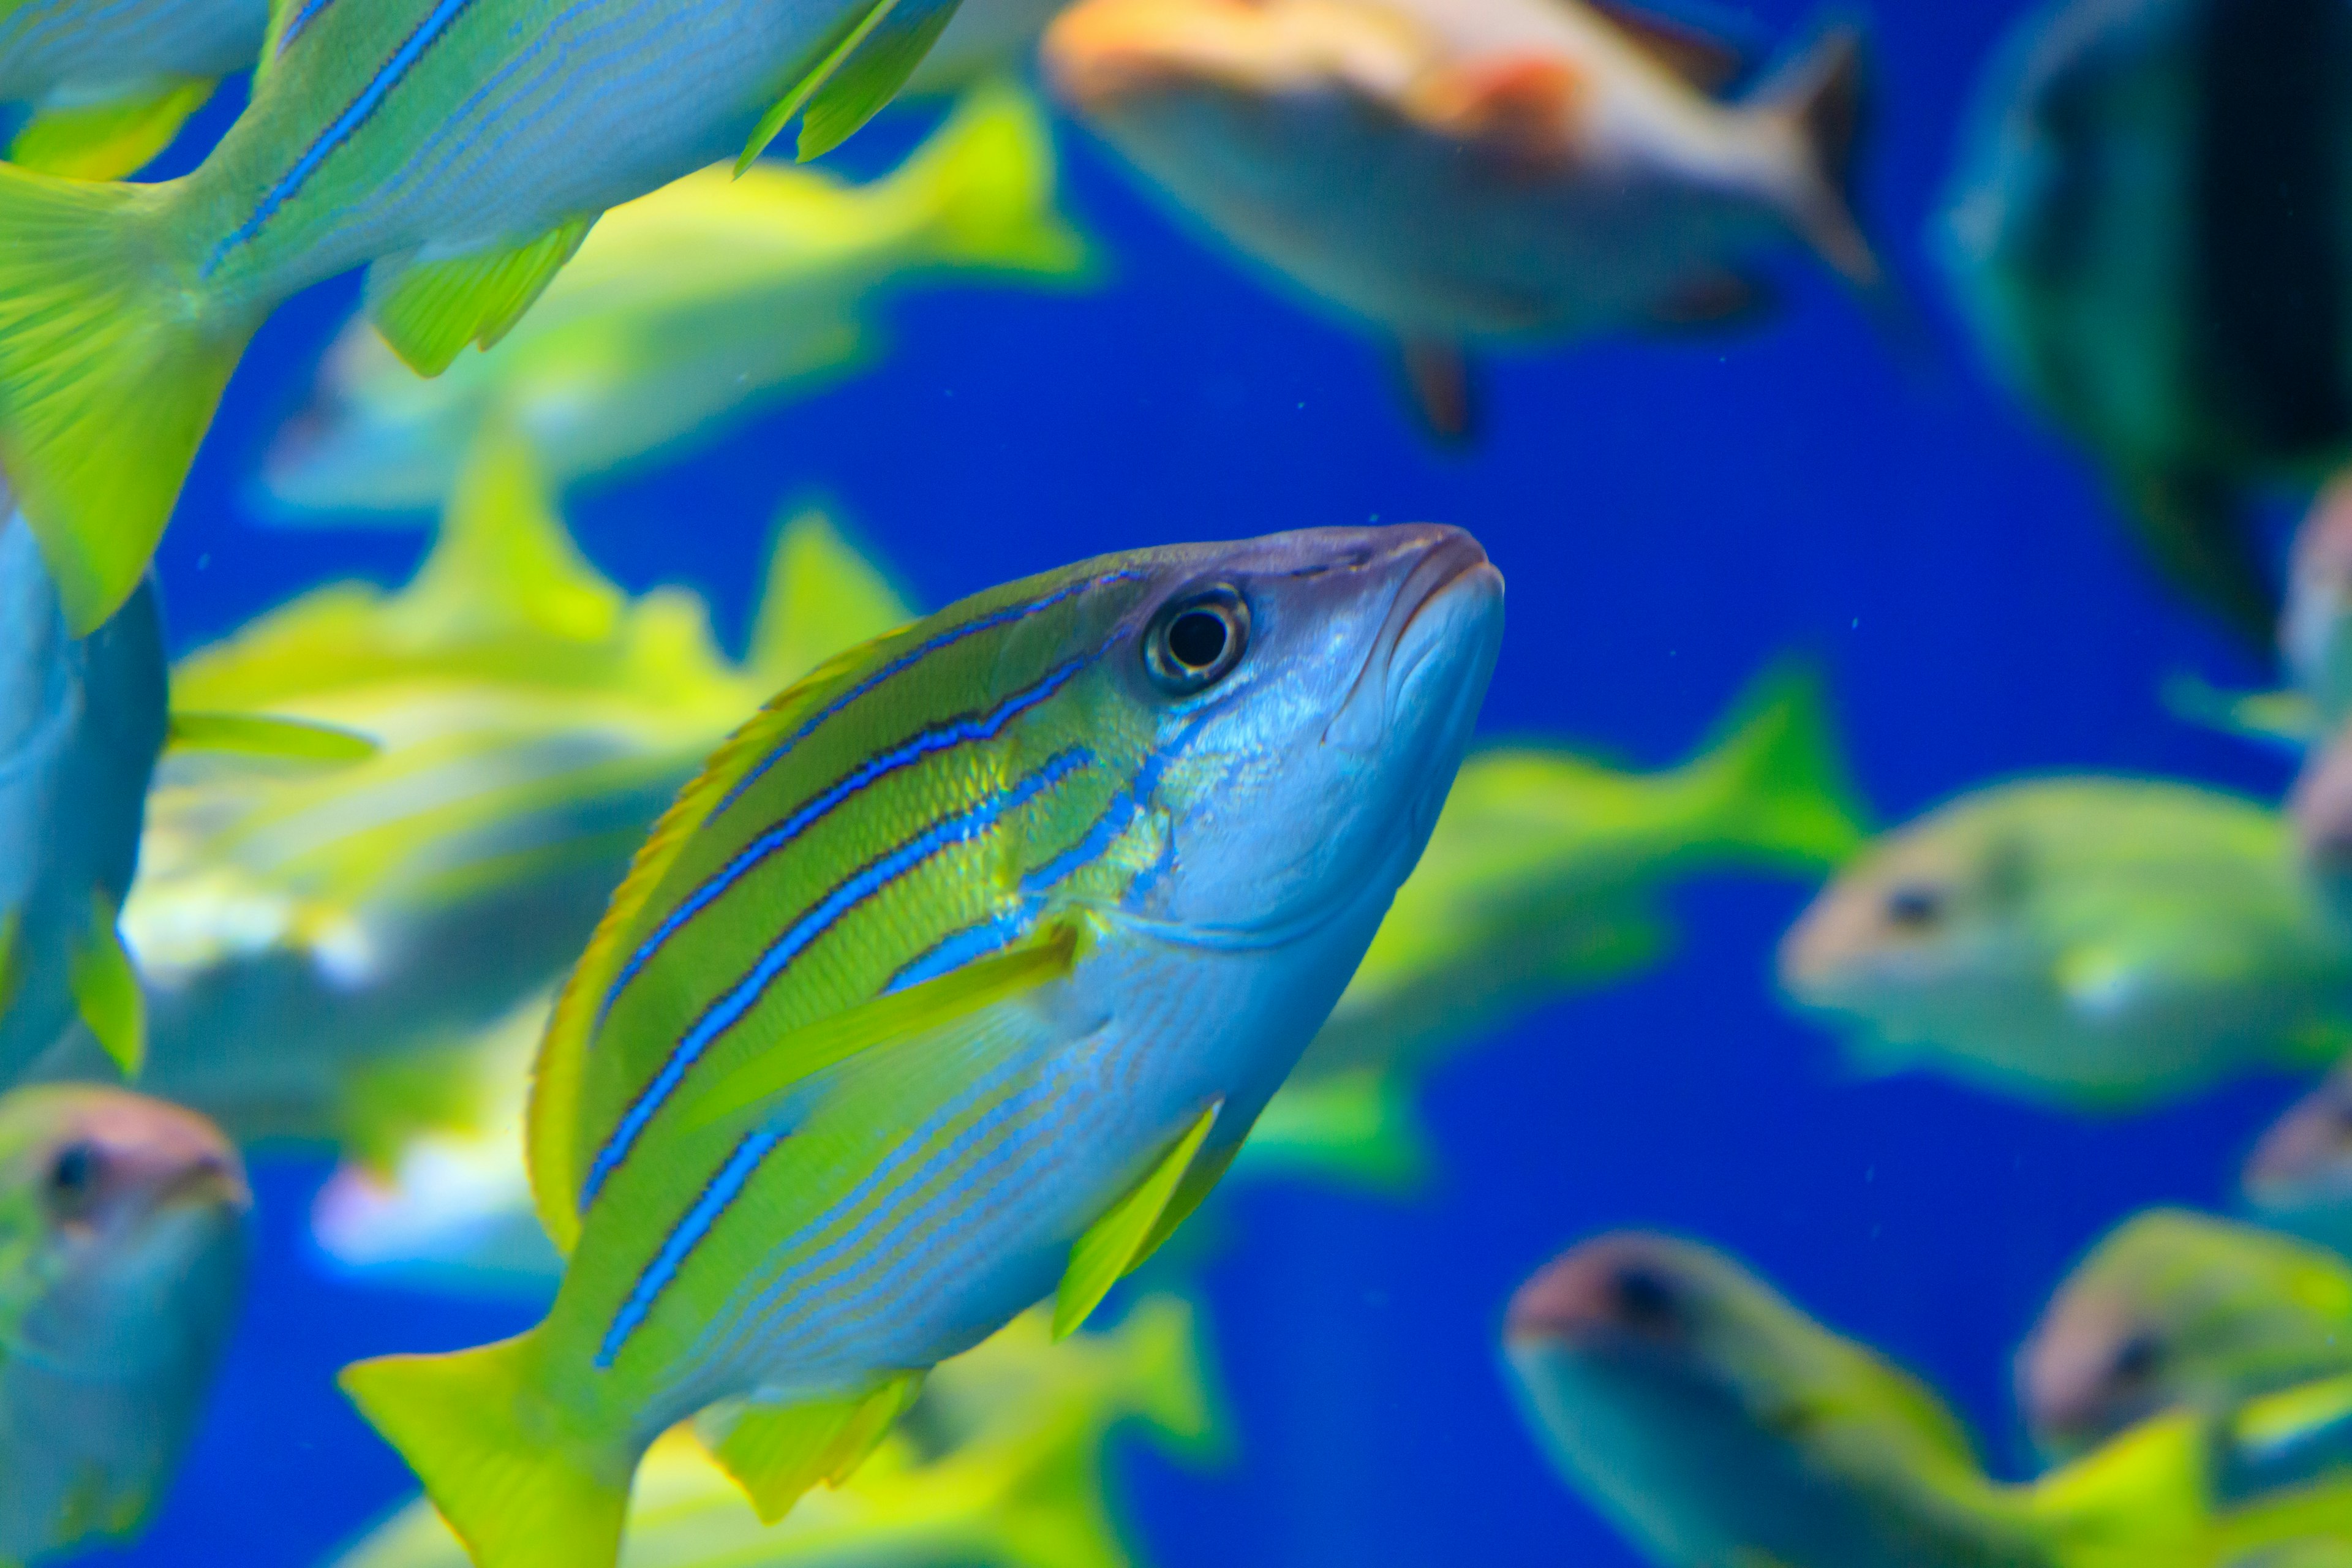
<box><xmin>1167</xmin><ymin>609</ymin><xmax>1228</xmax><ymax>671</ymax></box>
<box><xmin>2110</xmin><ymin>1333</ymin><xmax>2163</xmax><ymax>1382</ymax></box>
<box><xmin>50</xmin><ymin>1142</ymin><xmax>96</xmax><ymax>1197</ymax></box>
<box><xmin>1613</xmin><ymin>1267</ymin><xmax>1678</xmax><ymax>1328</ymax></box>
<box><xmin>1885</xmin><ymin>884</ymin><xmax>1943</xmax><ymax>929</ymax></box>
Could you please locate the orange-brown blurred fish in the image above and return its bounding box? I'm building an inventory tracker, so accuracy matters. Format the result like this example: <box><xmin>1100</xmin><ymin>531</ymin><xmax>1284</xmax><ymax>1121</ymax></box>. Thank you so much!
<box><xmin>1042</xmin><ymin>0</ymin><xmax>1880</xmax><ymax>436</ymax></box>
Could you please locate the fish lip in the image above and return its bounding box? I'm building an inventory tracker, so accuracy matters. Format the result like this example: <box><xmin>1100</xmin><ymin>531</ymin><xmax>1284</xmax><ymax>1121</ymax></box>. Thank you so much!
<box><xmin>1322</xmin><ymin>527</ymin><xmax>1497</xmax><ymax>753</ymax></box>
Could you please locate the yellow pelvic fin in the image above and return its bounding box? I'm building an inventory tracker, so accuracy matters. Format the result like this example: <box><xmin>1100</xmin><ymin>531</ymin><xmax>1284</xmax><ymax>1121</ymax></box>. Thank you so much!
<box><xmin>165</xmin><ymin>710</ymin><xmax>379</xmax><ymax>765</ymax></box>
<box><xmin>341</xmin><ymin>1334</ymin><xmax>633</xmax><ymax>1568</ymax></box>
<box><xmin>738</xmin><ymin>0</ymin><xmax>962</xmax><ymax>171</ymax></box>
<box><xmin>8</xmin><ymin>80</ymin><xmax>216</xmax><ymax>181</ymax></box>
<box><xmin>67</xmin><ymin>892</ymin><xmax>142</xmax><ymax>1077</ymax></box>
<box><xmin>366</xmin><ymin>218</ymin><xmax>597</xmax><ymax>378</ymax></box>
<box><xmin>1055</xmin><ymin>1101</ymin><xmax>1222</xmax><ymax>1341</ymax></box>
<box><xmin>696</xmin><ymin>1370</ymin><xmax>926</xmax><ymax>1524</ymax></box>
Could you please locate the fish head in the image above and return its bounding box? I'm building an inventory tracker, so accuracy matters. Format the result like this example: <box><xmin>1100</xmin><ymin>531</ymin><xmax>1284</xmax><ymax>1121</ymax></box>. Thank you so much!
<box><xmin>0</xmin><ymin>1086</ymin><xmax>248</xmax><ymax>1371</ymax></box>
<box><xmin>2285</xmin><ymin>481</ymin><xmax>2352</xmax><ymax>718</ymax></box>
<box><xmin>1777</xmin><ymin>793</ymin><xmax>2039</xmax><ymax>1049</ymax></box>
<box><xmin>2245</xmin><ymin>1066</ymin><xmax>2352</xmax><ymax>1242</ymax></box>
<box><xmin>1501</xmin><ymin>1231</ymin><xmax>1978</xmax><ymax>1566</ymax></box>
<box><xmin>1095</xmin><ymin>522</ymin><xmax>1502</xmax><ymax>944</ymax></box>
<box><xmin>2291</xmin><ymin>725</ymin><xmax>2352</xmax><ymax>895</ymax></box>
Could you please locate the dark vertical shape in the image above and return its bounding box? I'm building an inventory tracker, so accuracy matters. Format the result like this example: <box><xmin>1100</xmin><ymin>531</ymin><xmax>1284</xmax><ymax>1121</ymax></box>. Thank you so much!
<box><xmin>2193</xmin><ymin>0</ymin><xmax>2352</xmax><ymax>464</ymax></box>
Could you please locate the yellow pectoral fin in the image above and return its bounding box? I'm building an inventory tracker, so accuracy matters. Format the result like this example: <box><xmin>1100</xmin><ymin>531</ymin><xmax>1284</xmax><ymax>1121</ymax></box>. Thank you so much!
<box><xmin>67</xmin><ymin>894</ymin><xmax>143</xmax><ymax>1077</ymax></box>
<box><xmin>677</xmin><ymin>925</ymin><xmax>1079</xmax><ymax>1134</ymax></box>
<box><xmin>738</xmin><ymin>0</ymin><xmax>962</xmax><ymax>170</ymax></box>
<box><xmin>9</xmin><ymin>80</ymin><xmax>216</xmax><ymax>180</ymax></box>
<box><xmin>366</xmin><ymin>218</ymin><xmax>597</xmax><ymax>377</ymax></box>
<box><xmin>1055</xmin><ymin>1101</ymin><xmax>1223</xmax><ymax>1341</ymax></box>
<box><xmin>166</xmin><ymin>710</ymin><xmax>379</xmax><ymax>765</ymax></box>
<box><xmin>696</xmin><ymin>1371</ymin><xmax>925</xmax><ymax>1524</ymax></box>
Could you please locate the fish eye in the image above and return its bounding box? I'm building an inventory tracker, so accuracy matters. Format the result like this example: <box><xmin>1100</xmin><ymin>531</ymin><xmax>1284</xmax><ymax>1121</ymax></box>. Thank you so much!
<box><xmin>2108</xmin><ymin>1332</ymin><xmax>2163</xmax><ymax>1384</ymax></box>
<box><xmin>45</xmin><ymin>1140</ymin><xmax>101</xmax><ymax>1215</ymax></box>
<box><xmin>1610</xmin><ymin>1265</ymin><xmax>1681</xmax><ymax>1331</ymax></box>
<box><xmin>1883</xmin><ymin>883</ymin><xmax>1945</xmax><ymax>930</ymax></box>
<box><xmin>1144</xmin><ymin>584</ymin><xmax>1250</xmax><ymax>696</ymax></box>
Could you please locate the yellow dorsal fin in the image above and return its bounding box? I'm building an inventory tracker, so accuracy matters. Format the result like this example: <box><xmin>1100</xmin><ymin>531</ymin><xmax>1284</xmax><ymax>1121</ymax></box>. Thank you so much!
<box><xmin>1055</xmin><ymin>1102</ymin><xmax>1222</xmax><ymax>1340</ymax></box>
<box><xmin>7</xmin><ymin>80</ymin><xmax>217</xmax><ymax>181</ymax></box>
<box><xmin>396</xmin><ymin>428</ymin><xmax>621</xmax><ymax>646</ymax></box>
<box><xmin>747</xmin><ymin>507</ymin><xmax>916</xmax><ymax>690</ymax></box>
<box><xmin>67</xmin><ymin>892</ymin><xmax>143</xmax><ymax>1077</ymax></box>
<box><xmin>365</xmin><ymin>217</ymin><xmax>597</xmax><ymax>379</ymax></box>
<box><xmin>696</xmin><ymin>1371</ymin><xmax>925</xmax><ymax>1523</ymax></box>
<box><xmin>526</xmin><ymin>635</ymin><xmax>914</xmax><ymax>1252</ymax></box>
<box><xmin>165</xmin><ymin>710</ymin><xmax>379</xmax><ymax>764</ymax></box>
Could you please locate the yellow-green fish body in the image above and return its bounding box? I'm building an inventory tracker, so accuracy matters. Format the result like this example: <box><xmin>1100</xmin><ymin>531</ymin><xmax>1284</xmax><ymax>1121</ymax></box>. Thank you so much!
<box><xmin>1779</xmin><ymin>777</ymin><xmax>2352</xmax><ymax>1109</ymax></box>
<box><xmin>342</xmin><ymin>526</ymin><xmax>1502</xmax><ymax>1568</ymax></box>
<box><xmin>265</xmin><ymin>85</ymin><xmax>1089</xmax><ymax>516</ymax></box>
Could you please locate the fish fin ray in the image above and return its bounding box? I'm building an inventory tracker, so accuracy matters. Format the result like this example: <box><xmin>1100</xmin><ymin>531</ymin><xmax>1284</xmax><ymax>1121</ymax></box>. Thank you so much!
<box><xmin>341</xmin><ymin>1335</ymin><xmax>634</xmax><ymax>1568</ymax></box>
<box><xmin>0</xmin><ymin>166</ymin><xmax>252</xmax><ymax>632</ymax></box>
<box><xmin>165</xmin><ymin>710</ymin><xmax>379</xmax><ymax>764</ymax></box>
<box><xmin>67</xmin><ymin>892</ymin><xmax>142</xmax><ymax>1077</ymax></box>
<box><xmin>366</xmin><ymin>218</ymin><xmax>597</xmax><ymax>378</ymax></box>
<box><xmin>696</xmin><ymin>1371</ymin><xmax>925</xmax><ymax>1523</ymax></box>
<box><xmin>1054</xmin><ymin>1101</ymin><xmax>1221</xmax><ymax>1340</ymax></box>
<box><xmin>796</xmin><ymin>0</ymin><xmax>965</xmax><ymax>159</ymax></box>
<box><xmin>8</xmin><ymin>80</ymin><xmax>216</xmax><ymax>181</ymax></box>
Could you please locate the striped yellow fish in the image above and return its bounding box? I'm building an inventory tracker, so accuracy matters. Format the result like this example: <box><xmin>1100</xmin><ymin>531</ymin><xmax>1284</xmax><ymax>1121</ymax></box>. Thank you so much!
<box><xmin>341</xmin><ymin>524</ymin><xmax>1503</xmax><ymax>1568</ymax></box>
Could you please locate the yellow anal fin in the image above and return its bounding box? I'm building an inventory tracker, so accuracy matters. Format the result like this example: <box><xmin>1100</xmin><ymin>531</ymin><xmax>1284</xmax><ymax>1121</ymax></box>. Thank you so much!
<box><xmin>67</xmin><ymin>892</ymin><xmax>143</xmax><ymax>1076</ymax></box>
<box><xmin>366</xmin><ymin>218</ymin><xmax>597</xmax><ymax>377</ymax></box>
<box><xmin>697</xmin><ymin>1371</ymin><xmax>925</xmax><ymax>1524</ymax></box>
<box><xmin>9</xmin><ymin>80</ymin><xmax>216</xmax><ymax>180</ymax></box>
<box><xmin>679</xmin><ymin>924</ymin><xmax>1077</xmax><ymax>1134</ymax></box>
<box><xmin>737</xmin><ymin>0</ymin><xmax>963</xmax><ymax>171</ymax></box>
<box><xmin>167</xmin><ymin>710</ymin><xmax>379</xmax><ymax>765</ymax></box>
<box><xmin>1055</xmin><ymin>1101</ymin><xmax>1222</xmax><ymax>1341</ymax></box>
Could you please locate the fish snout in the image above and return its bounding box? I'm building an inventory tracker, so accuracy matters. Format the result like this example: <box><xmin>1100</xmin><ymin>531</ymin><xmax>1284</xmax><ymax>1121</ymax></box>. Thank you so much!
<box><xmin>2015</xmin><ymin>1296</ymin><xmax>2152</xmax><ymax>1455</ymax></box>
<box><xmin>2292</xmin><ymin>731</ymin><xmax>2352</xmax><ymax>878</ymax></box>
<box><xmin>1322</xmin><ymin>524</ymin><xmax>1499</xmax><ymax>754</ymax></box>
<box><xmin>2244</xmin><ymin>1074</ymin><xmax>2352</xmax><ymax>1200</ymax></box>
<box><xmin>1507</xmin><ymin>1232</ymin><xmax>1694</xmax><ymax>1351</ymax></box>
<box><xmin>46</xmin><ymin>1090</ymin><xmax>251</xmax><ymax>1232</ymax></box>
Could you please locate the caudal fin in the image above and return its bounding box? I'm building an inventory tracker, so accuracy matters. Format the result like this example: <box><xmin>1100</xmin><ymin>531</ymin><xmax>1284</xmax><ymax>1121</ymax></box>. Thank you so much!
<box><xmin>1747</xmin><ymin>22</ymin><xmax>1880</xmax><ymax>292</ymax></box>
<box><xmin>893</xmin><ymin>81</ymin><xmax>1091</xmax><ymax>277</ymax></box>
<box><xmin>1681</xmin><ymin>660</ymin><xmax>1868</xmax><ymax>870</ymax></box>
<box><xmin>340</xmin><ymin>1333</ymin><xmax>634</xmax><ymax>1568</ymax></box>
<box><xmin>0</xmin><ymin>165</ymin><xmax>255</xmax><ymax>633</ymax></box>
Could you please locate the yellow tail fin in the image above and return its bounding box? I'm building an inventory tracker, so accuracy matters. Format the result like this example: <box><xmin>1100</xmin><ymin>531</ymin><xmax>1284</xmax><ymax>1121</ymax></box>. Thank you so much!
<box><xmin>339</xmin><ymin>1333</ymin><xmax>634</xmax><ymax>1568</ymax></box>
<box><xmin>0</xmin><ymin>165</ymin><xmax>256</xmax><ymax>633</ymax></box>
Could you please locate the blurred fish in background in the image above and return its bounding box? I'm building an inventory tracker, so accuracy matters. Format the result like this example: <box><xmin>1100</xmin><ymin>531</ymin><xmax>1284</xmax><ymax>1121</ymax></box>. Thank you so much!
<box><xmin>32</xmin><ymin>437</ymin><xmax>915</xmax><ymax>1150</ymax></box>
<box><xmin>1938</xmin><ymin>0</ymin><xmax>2352</xmax><ymax>645</ymax></box>
<box><xmin>1498</xmin><ymin>1229</ymin><xmax>2352</xmax><ymax>1568</ymax></box>
<box><xmin>333</xmin><ymin>1296</ymin><xmax>1223</xmax><ymax>1568</ymax></box>
<box><xmin>910</xmin><ymin>0</ymin><xmax>1080</xmax><ymax>92</ymax></box>
<box><xmin>0</xmin><ymin>0</ymin><xmax>263</xmax><ymax>178</ymax></box>
<box><xmin>2016</xmin><ymin>1209</ymin><xmax>2352</xmax><ymax>1462</ymax></box>
<box><xmin>1042</xmin><ymin>0</ymin><xmax>1882</xmax><ymax>437</ymax></box>
<box><xmin>0</xmin><ymin>1084</ymin><xmax>248</xmax><ymax>1563</ymax></box>
<box><xmin>262</xmin><ymin>86</ymin><xmax>1091</xmax><ymax>519</ymax></box>
<box><xmin>1777</xmin><ymin>777</ymin><xmax>2352</xmax><ymax>1108</ymax></box>
<box><xmin>0</xmin><ymin>503</ymin><xmax>167</xmax><ymax>1084</ymax></box>
<box><xmin>1248</xmin><ymin>660</ymin><xmax>1864</xmax><ymax>1190</ymax></box>
<box><xmin>2242</xmin><ymin>1062</ymin><xmax>2352</xmax><ymax>1254</ymax></box>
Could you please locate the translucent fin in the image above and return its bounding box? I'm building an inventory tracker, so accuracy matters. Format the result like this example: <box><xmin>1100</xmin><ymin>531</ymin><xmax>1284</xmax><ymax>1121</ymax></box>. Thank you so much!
<box><xmin>166</xmin><ymin>710</ymin><xmax>379</xmax><ymax>764</ymax></box>
<box><xmin>0</xmin><ymin>166</ymin><xmax>253</xmax><ymax>632</ymax></box>
<box><xmin>1055</xmin><ymin>1101</ymin><xmax>1220</xmax><ymax>1340</ymax></box>
<box><xmin>67</xmin><ymin>892</ymin><xmax>143</xmax><ymax>1076</ymax></box>
<box><xmin>796</xmin><ymin>0</ymin><xmax>965</xmax><ymax>159</ymax></box>
<box><xmin>1242</xmin><ymin>1070</ymin><xmax>1431</xmax><ymax>1194</ymax></box>
<box><xmin>678</xmin><ymin>924</ymin><xmax>1079</xmax><ymax>1133</ymax></box>
<box><xmin>366</xmin><ymin>219</ymin><xmax>597</xmax><ymax>378</ymax></box>
<box><xmin>341</xmin><ymin>1332</ymin><xmax>634</xmax><ymax>1568</ymax></box>
<box><xmin>746</xmin><ymin>508</ymin><xmax>916</xmax><ymax>690</ymax></box>
<box><xmin>891</xmin><ymin>81</ymin><xmax>1090</xmax><ymax>276</ymax></box>
<box><xmin>1104</xmin><ymin>1295</ymin><xmax>1224</xmax><ymax>1460</ymax></box>
<box><xmin>405</xmin><ymin>428</ymin><xmax>622</xmax><ymax>643</ymax></box>
<box><xmin>696</xmin><ymin>1370</ymin><xmax>925</xmax><ymax>1523</ymax></box>
<box><xmin>1683</xmin><ymin>657</ymin><xmax>1869</xmax><ymax>867</ymax></box>
<box><xmin>738</xmin><ymin>0</ymin><xmax>964</xmax><ymax>171</ymax></box>
<box><xmin>8</xmin><ymin>80</ymin><xmax>216</xmax><ymax>181</ymax></box>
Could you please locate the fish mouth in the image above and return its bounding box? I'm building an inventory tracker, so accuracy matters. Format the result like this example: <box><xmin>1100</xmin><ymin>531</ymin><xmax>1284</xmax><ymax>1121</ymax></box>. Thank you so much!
<box><xmin>1323</xmin><ymin>527</ymin><xmax>1499</xmax><ymax>754</ymax></box>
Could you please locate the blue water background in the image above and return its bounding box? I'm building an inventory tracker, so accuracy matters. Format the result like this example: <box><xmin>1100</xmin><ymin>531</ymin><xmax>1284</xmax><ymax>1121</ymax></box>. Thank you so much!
<box><xmin>84</xmin><ymin>0</ymin><xmax>2306</xmax><ymax>1560</ymax></box>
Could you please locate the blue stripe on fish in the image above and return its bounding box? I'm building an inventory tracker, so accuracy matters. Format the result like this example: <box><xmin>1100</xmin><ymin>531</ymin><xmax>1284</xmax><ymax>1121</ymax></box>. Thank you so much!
<box><xmin>597</xmin><ymin>651</ymin><xmax>1098</xmax><ymax>1028</ymax></box>
<box><xmin>1020</xmin><ymin>713</ymin><xmax>1205</xmax><ymax>895</ymax></box>
<box><xmin>709</xmin><ymin>568</ymin><xmax>1147</xmax><ymax>820</ymax></box>
<box><xmin>209</xmin><ymin>0</ymin><xmax>481</xmax><ymax>270</ymax></box>
<box><xmin>597</xmin><ymin>1123</ymin><xmax>786</xmax><ymax>1368</ymax></box>
<box><xmin>274</xmin><ymin>0</ymin><xmax>337</xmax><ymax>54</ymax></box>
<box><xmin>578</xmin><ymin>747</ymin><xmax>1098</xmax><ymax>1210</ymax></box>
<box><xmin>885</xmin><ymin>914</ymin><xmax>1030</xmax><ymax>993</ymax></box>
